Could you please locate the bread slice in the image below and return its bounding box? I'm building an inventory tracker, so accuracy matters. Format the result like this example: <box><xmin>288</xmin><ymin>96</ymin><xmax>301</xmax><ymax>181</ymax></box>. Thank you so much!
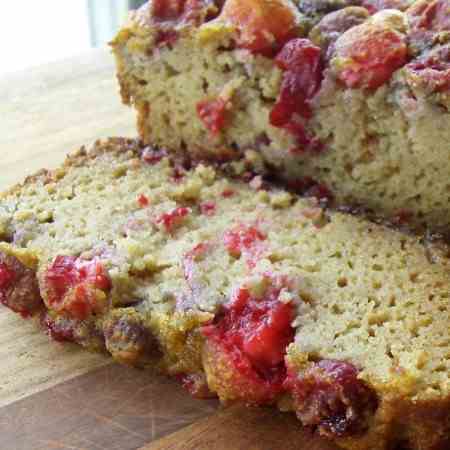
<box><xmin>111</xmin><ymin>0</ymin><xmax>450</xmax><ymax>230</ymax></box>
<box><xmin>1</xmin><ymin>138</ymin><xmax>449</xmax><ymax>450</ymax></box>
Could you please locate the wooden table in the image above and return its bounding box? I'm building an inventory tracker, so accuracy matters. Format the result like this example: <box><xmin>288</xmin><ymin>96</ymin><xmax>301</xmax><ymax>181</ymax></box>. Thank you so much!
<box><xmin>0</xmin><ymin>48</ymin><xmax>338</xmax><ymax>450</ymax></box>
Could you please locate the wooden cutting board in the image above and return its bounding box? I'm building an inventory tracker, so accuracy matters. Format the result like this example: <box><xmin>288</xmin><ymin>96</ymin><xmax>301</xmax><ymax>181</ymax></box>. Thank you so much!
<box><xmin>0</xmin><ymin>48</ymin><xmax>339</xmax><ymax>450</ymax></box>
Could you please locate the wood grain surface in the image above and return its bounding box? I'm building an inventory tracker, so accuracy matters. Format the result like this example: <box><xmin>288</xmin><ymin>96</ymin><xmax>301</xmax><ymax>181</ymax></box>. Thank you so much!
<box><xmin>143</xmin><ymin>405</ymin><xmax>339</xmax><ymax>450</ymax></box>
<box><xmin>0</xmin><ymin>48</ymin><xmax>338</xmax><ymax>450</ymax></box>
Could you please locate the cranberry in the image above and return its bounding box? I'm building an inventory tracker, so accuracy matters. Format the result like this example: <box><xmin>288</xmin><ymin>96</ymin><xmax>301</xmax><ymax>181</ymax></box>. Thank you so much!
<box><xmin>202</xmin><ymin>283</ymin><xmax>295</xmax><ymax>402</ymax></box>
<box><xmin>141</xmin><ymin>147</ymin><xmax>167</xmax><ymax>164</ymax></box>
<box><xmin>285</xmin><ymin>359</ymin><xmax>378</xmax><ymax>437</ymax></box>
<box><xmin>223</xmin><ymin>224</ymin><xmax>266</xmax><ymax>268</ymax></box>
<box><xmin>151</xmin><ymin>0</ymin><xmax>209</xmax><ymax>25</ymax></box>
<box><xmin>270</xmin><ymin>39</ymin><xmax>323</xmax><ymax>126</ymax></box>
<box><xmin>304</xmin><ymin>182</ymin><xmax>334</xmax><ymax>206</ymax></box>
<box><xmin>44</xmin><ymin>256</ymin><xmax>111</xmax><ymax>320</ymax></box>
<box><xmin>138</xmin><ymin>194</ymin><xmax>150</xmax><ymax>207</ymax></box>
<box><xmin>221</xmin><ymin>189</ymin><xmax>235</xmax><ymax>198</ymax></box>
<box><xmin>0</xmin><ymin>262</ymin><xmax>16</xmax><ymax>289</ymax></box>
<box><xmin>219</xmin><ymin>0</ymin><xmax>299</xmax><ymax>56</ymax></box>
<box><xmin>391</xmin><ymin>209</ymin><xmax>414</xmax><ymax>226</ymax></box>
<box><xmin>0</xmin><ymin>253</ymin><xmax>43</xmax><ymax>318</ymax></box>
<box><xmin>334</xmin><ymin>24</ymin><xmax>407</xmax><ymax>89</ymax></box>
<box><xmin>155</xmin><ymin>29</ymin><xmax>179</xmax><ymax>47</ymax></box>
<box><xmin>360</xmin><ymin>0</ymin><xmax>411</xmax><ymax>14</ymax></box>
<box><xmin>200</xmin><ymin>201</ymin><xmax>216</xmax><ymax>216</ymax></box>
<box><xmin>407</xmin><ymin>0</ymin><xmax>450</xmax><ymax>33</ymax></box>
<box><xmin>42</xmin><ymin>313</ymin><xmax>77</xmax><ymax>342</ymax></box>
<box><xmin>196</xmin><ymin>98</ymin><xmax>227</xmax><ymax>135</ymax></box>
<box><xmin>284</xmin><ymin>121</ymin><xmax>324</xmax><ymax>154</ymax></box>
<box><xmin>405</xmin><ymin>45</ymin><xmax>450</xmax><ymax>93</ymax></box>
<box><xmin>270</xmin><ymin>39</ymin><xmax>324</xmax><ymax>153</ymax></box>
<box><xmin>172</xmin><ymin>165</ymin><xmax>186</xmax><ymax>182</ymax></box>
<box><xmin>288</xmin><ymin>178</ymin><xmax>334</xmax><ymax>206</ymax></box>
<box><xmin>156</xmin><ymin>207</ymin><xmax>190</xmax><ymax>233</ymax></box>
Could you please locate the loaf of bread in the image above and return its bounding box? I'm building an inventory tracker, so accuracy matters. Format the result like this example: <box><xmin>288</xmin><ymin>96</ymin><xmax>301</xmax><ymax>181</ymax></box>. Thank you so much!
<box><xmin>1</xmin><ymin>138</ymin><xmax>449</xmax><ymax>450</ymax></box>
<box><xmin>111</xmin><ymin>0</ymin><xmax>450</xmax><ymax>230</ymax></box>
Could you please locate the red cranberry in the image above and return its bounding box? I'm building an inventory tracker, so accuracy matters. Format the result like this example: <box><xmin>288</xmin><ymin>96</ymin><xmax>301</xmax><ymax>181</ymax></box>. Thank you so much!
<box><xmin>288</xmin><ymin>178</ymin><xmax>334</xmax><ymax>206</ymax></box>
<box><xmin>223</xmin><ymin>224</ymin><xmax>266</xmax><ymax>268</ymax></box>
<box><xmin>405</xmin><ymin>45</ymin><xmax>450</xmax><ymax>93</ymax></box>
<box><xmin>391</xmin><ymin>209</ymin><xmax>414</xmax><ymax>226</ymax></box>
<box><xmin>155</xmin><ymin>29</ymin><xmax>179</xmax><ymax>47</ymax></box>
<box><xmin>285</xmin><ymin>359</ymin><xmax>378</xmax><ymax>437</ymax></box>
<box><xmin>360</xmin><ymin>0</ymin><xmax>411</xmax><ymax>14</ymax></box>
<box><xmin>138</xmin><ymin>194</ymin><xmax>150</xmax><ymax>207</ymax></box>
<box><xmin>196</xmin><ymin>98</ymin><xmax>227</xmax><ymax>134</ymax></box>
<box><xmin>270</xmin><ymin>39</ymin><xmax>323</xmax><ymax>126</ymax></box>
<box><xmin>42</xmin><ymin>312</ymin><xmax>77</xmax><ymax>342</ymax></box>
<box><xmin>334</xmin><ymin>24</ymin><xmax>407</xmax><ymax>89</ymax></box>
<box><xmin>44</xmin><ymin>256</ymin><xmax>111</xmax><ymax>320</ymax></box>
<box><xmin>219</xmin><ymin>0</ymin><xmax>299</xmax><ymax>56</ymax></box>
<box><xmin>221</xmin><ymin>189</ymin><xmax>235</xmax><ymax>198</ymax></box>
<box><xmin>200</xmin><ymin>201</ymin><xmax>216</xmax><ymax>216</ymax></box>
<box><xmin>0</xmin><ymin>262</ymin><xmax>16</xmax><ymax>289</ymax></box>
<box><xmin>270</xmin><ymin>39</ymin><xmax>324</xmax><ymax>153</ymax></box>
<box><xmin>151</xmin><ymin>0</ymin><xmax>209</xmax><ymax>25</ymax></box>
<box><xmin>141</xmin><ymin>147</ymin><xmax>167</xmax><ymax>164</ymax></box>
<box><xmin>0</xmin><ymin>253</ymin><xmax>43</xmax><ymax>318</ymax></box>
<box><xmin>156</xmin><ymin>207</ymin><xmax>190</xmax><ymax>233</ymax></box>
<box><xmin>202</xmin><ymin>283</ymin><xmax>295</xmax><ymax>402</ymax></box>
<box><xmin>407</xmin><ymin>0</ymin><xmax>450</xmax><ymax>33</ymax></box>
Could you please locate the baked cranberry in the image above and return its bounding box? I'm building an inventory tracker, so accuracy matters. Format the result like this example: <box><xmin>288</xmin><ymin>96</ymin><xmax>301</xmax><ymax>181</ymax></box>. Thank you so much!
<box><xmin>156</xmin><ymin>207</ymin><xmax>190</xmax><ymax>232</ymax></box>
<box><xmin>219</xmin><ymin>0</ymin><xmax>299</xmax><ymax>56</ymax></box>
<box><xmin>304</xmin><ymin>182</ymin><xmax>334</xmax><ymax>206</ymax></box>
<box><xmin>270</xmin><ymin>39</ymin><xmax>324</xmax><ymax>153</ymax></box>
<box><xmin>224</xmin><ymin>224</ymin><xmax>266</xmax><ymax>268</ymax></box>
<box><xmin>360</xmin><ymin>0</ymin><xmax>411</xmax><ymax>14</ymax></box>
<box><xmin>284</xmin><ymin>122</ymin><xmax>324</xmax><ymax>154</ymax></box>
<box><xmin>202</xmin><ymin>284</ymin><xmax>295</xmax><ymax>402</ymax></box>
<box><xmin>221</xmin><ymin>189</ymin><xmax>235</xmax><ymax>198</ymax></box>
<box><xmin>333</xmin><ymin>22</ymin><xmax>407</xmax><ymax>89</ymax></box>
<box><xmin>285</xmin><ymin>359</ymin><xmax>378</xmax><ymax>437</ymax></box>
<box><xmin>405</xmin><ymin>45</ymin><xmax>450</xmax><ymax>92</ymax></box>
<box><xmin>197</xmin><ymin>98</ymin><xmax>227</xmax><ymax>134</ymax></box>
<box><xmin>200</xmin><ymin>201</ymin><xmax>216</xmax><ymax>216</ymax></box>
<box><xmin>0</xmin><ymin>253</ymin><xmax>43</xmax><ymax>318</ymax></box>
<box><xmin>288</xmin><ymin>178</ymin><xmax>334</xmax><ymax>206</ymax></box>
<box><xmin>172</xmin><ymin>165</ymin><xmax>186</xmax><ymax>181</ymax></box>
<box><xmin>391</xmin><ymin>209</ymin><xmax>414</xmax><ymax>226</ymax></box>
<box><xmin>175</xmin><ymin>373</ymin><xmax>216</xmax><ymax>399</ymax></box>
<box><xmin>407</xmin><ymin>0</ymin><xmax>450</xmax><ymax>33</ymax></box>
<box><xmin>155</xmin><ymin>29</ymin><xmax>179</xmax><ymax>47</ymax></box>
<box><xmin>270</xmin><ymin>39</ymin><xmax>323</xmax><ymax>126</ymax></box>
<box><xmin>138</xmin><ymin>194</ymin><xmax>150</xmax><ymax>207</ymax></box>
<box><xmin>151</xmin><ymin>0</ymin><xmax>211</xmax><ymax>25</ymax></box>
<box><xmin>0</xmin><ymin>262</ymin><xmax>15</xmax><ymax>289</ymax></box>
<box><xmin>141</xmin><ymin>147</ymin><xmax>167</xmax><ymax>164</ymax></box>
<box><xmin>42</xmin><ymin>312</ymin><xmax>77</xmax><ymax>342</ymax></box>
<box><xmin>44</xmin><ymin>256</ymin><xmax>111</xmax><ymax>320</ymax></box>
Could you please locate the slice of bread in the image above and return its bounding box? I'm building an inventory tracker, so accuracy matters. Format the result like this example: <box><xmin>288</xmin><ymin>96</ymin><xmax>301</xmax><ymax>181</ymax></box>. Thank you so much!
<box><xmin>111</xmin><ymin>0</ymin><xmax>450</xmax><ymax>230</ymax></box>
<box><xmin>1</xmin><ymin>138</ymin><xmax>449</xmax><ymax>450</ymax></box>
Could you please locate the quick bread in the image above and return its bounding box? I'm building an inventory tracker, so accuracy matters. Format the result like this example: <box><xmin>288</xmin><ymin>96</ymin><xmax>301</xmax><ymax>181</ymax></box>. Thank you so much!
<box><xmin>1</xmin><ymin>138</ymin><xmax>449</xmax><ymax>450</ymax></box>
<box><xmin>111</xmin><ymin>0</ymin><xmax>450</xmax><ymax>230</ymax></box>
